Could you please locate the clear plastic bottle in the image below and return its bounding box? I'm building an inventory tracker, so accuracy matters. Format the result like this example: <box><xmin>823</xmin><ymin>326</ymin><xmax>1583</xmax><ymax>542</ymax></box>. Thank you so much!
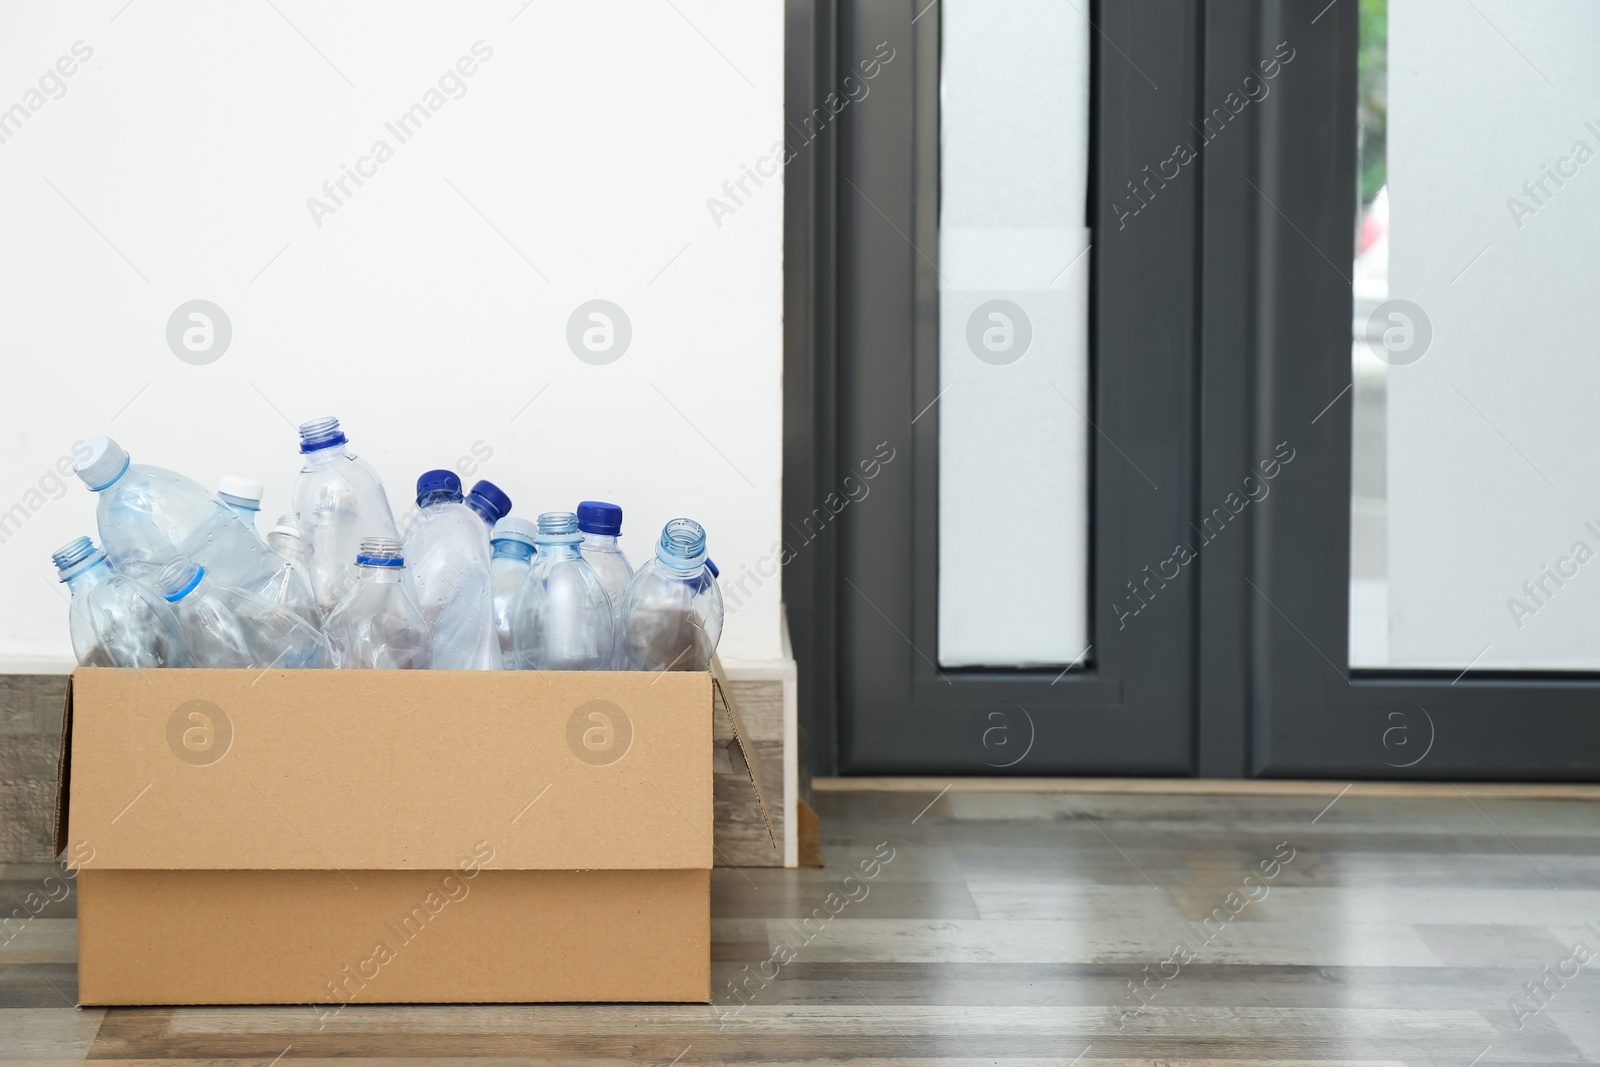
<box><xmin>73</xmin><ymin>436</ymin><xmax>279</xmax><ymax>591</ymax></box>
<box><xmin>619</xmin><ymin>518</ymin><xmax>724</xmax><ymax>672</ymax></box>
<box><xmin>262</xmin><ymin>515</ymin><xmax>324</xmax><ymax>632</ymax></box>
<box><xmin>324</xmin><ymin>537</ymin><xmax>432</xmax><ymax>669</ymax></box>
<box><xmin>489</xmin><ymin>517</ymin><xmax>537</xmax><ymax>669</ymax></box>
<box><xmin>509</xmin><ymin>512</ymin><xmax>615</xmax><ymax>671</ymax></box>
<box><xmin>218</xmin><ymin>475</ymin><xmax>264</xmax><ymax>529</ymax></box>
<box><xmin>52</xmin><ymin>536</ymin><xmax>188</xmax><ymax>668</ymax></box>
<box><xmin>157</xmin><ymin>557</ymin><xmax>332</xmax><ymax>669</ymax></box>
<box><xmin>292</xmin><ymin>417</ymin><xmax>401</xmax><ymax>619</ymax></box>
<box><xmin>402</xmin><ymin>470</ymin><xmax>505</xmax><ymax>670</ymax></box>
<box><xmin>577</xmin><ymin>501</ymin><xmax>633</xmax><ymax>667</ymax></box>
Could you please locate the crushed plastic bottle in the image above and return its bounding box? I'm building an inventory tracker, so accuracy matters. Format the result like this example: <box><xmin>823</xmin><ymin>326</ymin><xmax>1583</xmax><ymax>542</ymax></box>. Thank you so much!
<box><xmin>576</xmin><ymin>501</ymin><xmax>633</xmax><ymax>668</ymax></box>
<box><xmin>489</xmin><ymin>516</ymin><xmax>537</xmax><ymax>669</ymax></box>
<box><xmin>402</xmin><ymin>470</ymin><xmax>504</xmax><ymax>670</ymax></box>
<box><xmin>324</xmin><ymin>537</ymin><xmax>431</xmax><ymax>669</ymax></box>
<box><xmin>292</xmin><ymin>417</ymin><xmax>401</xmax><ymax>619</ymax></box>
<box><xmin>261</xmin><ymin>515</ymin><xmax>324</xmax><ymax>631</ymax></box>
<box><xmin>509</xmin><ymin>512</ymin><xmax>615</xmax><ymax>671</ymax></box>
<box><xmin>74</xmin><ymin>436</ymin><xmax>279</xmax><ymax>591</ymax></box>
<box><xmin>619</xmin><ymin>518</ymin><xmax>723</xmax><ymax>672</ymax></box>
<box><xmin>53</xmin><ymin>536</ymin><xmax>187</xmax><ymax>668</ymax></box>
<box><xmin>157</xmin><ymin>557</ymin><xmax>331</xmax><ymax>669</ymax></box>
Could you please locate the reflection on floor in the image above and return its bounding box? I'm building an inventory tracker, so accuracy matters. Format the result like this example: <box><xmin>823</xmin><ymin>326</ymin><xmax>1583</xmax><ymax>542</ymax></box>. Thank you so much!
<box><xmin>5</xmin><ymin>788</ymin><xmax>1600</xmax><ymax>1064</ymax></box>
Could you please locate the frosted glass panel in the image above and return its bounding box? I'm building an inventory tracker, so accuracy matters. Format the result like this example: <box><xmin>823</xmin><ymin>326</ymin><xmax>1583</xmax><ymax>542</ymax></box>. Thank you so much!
<box><xmin>1353</xmin><ymin>0</ymin><xmax>1600</xmax><ymax>669</ymax></box>
<box><xmin>936</xmin><ymin>0</ymin><xmax>1090</xmax><ymax>668</ymax></box>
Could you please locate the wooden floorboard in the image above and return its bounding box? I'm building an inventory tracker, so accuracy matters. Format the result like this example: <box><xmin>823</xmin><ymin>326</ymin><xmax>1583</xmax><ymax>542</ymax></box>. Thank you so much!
<box><xmin>815</xmin><ymin>776</ymin><xmax>1600</xmax><ymax>799</ymax></box>
<box><xmin>4</xmin><ymin>789</ymin><xmax>1600</xmax><ymax>1063</ymax></box>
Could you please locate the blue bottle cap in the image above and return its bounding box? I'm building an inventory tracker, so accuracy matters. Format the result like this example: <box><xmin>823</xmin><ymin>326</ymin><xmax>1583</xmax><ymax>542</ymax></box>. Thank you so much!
<box><xmin>467</xmin><ymin>480</ymin><xmax>512</xmax><ymax>523</ymax></box>
<box><xmin>576</xmin><ymin>501</ymin><xmax>623</xmax><ymax>536</ymax></box>
<box><xmin>416</xmin><ymin>469</ymin><xmax>463</xmax><ymax>506</ymax></box>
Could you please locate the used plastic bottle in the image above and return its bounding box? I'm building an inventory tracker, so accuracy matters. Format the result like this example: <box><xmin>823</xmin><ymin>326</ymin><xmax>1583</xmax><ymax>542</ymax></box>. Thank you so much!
<box><xmin>324</xmin><ymin>537</ymin><xmax>431</xmax><ymax>669</ymax></box>
<box><xmin>509</xmin><ymin>512</ymin><xmax>615</xmax><ymax>671</ymax></box>
<box><xmin>52</xmin><ymin>536</ymin><xmax>188</xmax><ymax>668</ymax></box>
<box><xmin>402</xmin><ymin>470</ymin><xmax>504</xmax><ymax>670</ymax></box>
<box><xmin>619</xmin><ymin>518</ymin><xmax>724</xmax><ymax>672</ymax></box>
<box><xmin>261</xmin><ymin>515</ymin><xmax>324</xmax><ymax>631</ymax></box>
<box><xmin>73</xmin><ymin>436</ymin><xmax>279</xmax><ymax>591</ymax></box>
<box><xmin>489</xmin><ymin>517</ymin><xmax>537</xmax><ymax>669</ymax></box>
<box><xmin>157</xmin><ymin>557</ymin><xmax>332</xmax><ymax>669</ymax></box>
<box><xmin>218</xmin><ymin>475</ymin><xmax>264</xmax><ymax>529</ymax></box>
<box><xmin>292</xmin><ymin>417</ymin><xmax>401</xmax><ymax>619</ymax></box>
<box><xmin>577</xmin><ymin>501</ymin><xmax>633</xmax><ymax>667</ymax></box>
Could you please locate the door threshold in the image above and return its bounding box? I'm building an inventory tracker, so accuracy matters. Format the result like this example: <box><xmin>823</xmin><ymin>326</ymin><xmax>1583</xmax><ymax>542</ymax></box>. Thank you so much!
<box><xmin>813</xmin><ymin>777</ymin><xmax>1600</xmax><ymax>800</ymax></box>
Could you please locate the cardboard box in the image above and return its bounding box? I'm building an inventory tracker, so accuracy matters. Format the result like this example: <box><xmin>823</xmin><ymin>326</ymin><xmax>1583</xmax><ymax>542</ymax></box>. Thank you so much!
<box><xmin>54</xmin><ymin>663</ymin><xmax>770</xmax><ymax>1007</ymax></box>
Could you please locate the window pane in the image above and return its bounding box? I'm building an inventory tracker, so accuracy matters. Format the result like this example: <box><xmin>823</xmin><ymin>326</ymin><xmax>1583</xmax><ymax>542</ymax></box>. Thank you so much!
<box><xmin>937</xmin><ymin>0</ymin><xmax>1090</xmax><ymax>668</ymax></box>
<box><xmin>1351</xmin><ymin>0</ymin><xmax>1600</xmax><ymax>669</ymax></box>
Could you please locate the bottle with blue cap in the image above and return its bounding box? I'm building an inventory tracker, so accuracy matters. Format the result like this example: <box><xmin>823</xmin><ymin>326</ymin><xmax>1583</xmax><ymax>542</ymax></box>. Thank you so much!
<box><xmin>508</xmin><ymin>512</ymin><xmax>615</xmax><ymax>671</ymax></box>
<box><xmin>576</xmin><ymin>501</ymin><xmax>633</xmax><ymax>668</ymax></box>
<box><xmin>619</xmin><ymin>518</ymin><xmax>724</xmax><ymax>671</ymax></box>
<box><xmin>489</xmin><ymin>516</ymin><xmax>537</xmax><ymax>668</ymax></box>
<box><xmin>217</xmin><ymin>476</ymin><xmax>264</xmax><ymax>529</ymax></box>
<box><xmin>73</xmin><ymin>435</ymin><xmax>281</xmax><ymax>592</ymax></box>
<box><xmin>156</xmin><ymin>557</ymin><xmax>332</xmax><ymax>669</ymax></box>
<box><xmin>52</xmin><ymin>535</ymin><xmax>188</xmax><ymax>668</ymax></box>
<box><xmin>324</xmin><ymin>537</ymin><xmax>432</xmax><ymax>669</ymax></box>
<box><xmin>402</xmin><ymin>469</ymin><xmax>508</xmax><ymax>670</ymax></box>
<box><xmin>291</xmin><ymin>417</ymin><xmax>401</xmax><ymax>619</ymax></box>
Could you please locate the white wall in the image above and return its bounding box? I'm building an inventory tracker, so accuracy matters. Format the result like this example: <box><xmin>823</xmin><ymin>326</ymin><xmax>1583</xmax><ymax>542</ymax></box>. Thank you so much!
<box><xmin>0</xmin><ymin>0</ymin><xmax>785</xmax><ymax>670</ymax></box>
<box><xmin>1386</xmin><ymin>0</ymin><xmax>1600</xmax><ymax>668</ymax></box>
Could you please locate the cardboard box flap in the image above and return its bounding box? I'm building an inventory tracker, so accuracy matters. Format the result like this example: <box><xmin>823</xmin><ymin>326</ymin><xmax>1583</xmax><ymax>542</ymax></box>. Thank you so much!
<box><xmin>64</xmin><ymin>668</ymin><xmax>713</xmax><ymax>872</ymax></box>
<box><xmin>710</xmin><ymin>654</ymin><xmax>776</xmax><ymax>851</ymax></box>
<box><xmin>52</xmin><ymin>672</ymin><xmax>74</xmax><ymax>860</ymax></box>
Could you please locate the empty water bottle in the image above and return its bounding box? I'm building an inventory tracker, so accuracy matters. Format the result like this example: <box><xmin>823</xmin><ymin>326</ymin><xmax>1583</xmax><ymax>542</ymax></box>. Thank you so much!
<box><xmin>53</xmin><ymin>536</ymin><xmax>188</xmax><ymax>668</ymax></box>
<box><xmin>324</xmin><ymin>537</ymin><xmax>431</xmax><ymax>669</ymax></box>
<box><xmin>619</xmin><ymin>518</ymin><xmax>723</xmax><ymax>672</ymax></box>
<box><xmin>403</xmin><ymin>470</ymin><xmax>504</xmax><ymax>670</ymax></box>
<box><xmin>292</xmin><ymin>417</ymin><xmax>401</xmax><ymax>619</ymax></box>
<box><xmin>218</xmin><ymin>475</ymin><xmax>264</xmax><ymax>529</ymax></box>
<box><xmin>261</xmin><ymin>515</ymin><xmax>323</xmax><ymax>631</ymax></box>
<box><xmin>577</xmin><ymin>501</ymin><xmax>632</xmax><ymax>667</ymax></box>
<box><xmin>489</xmin><ymin>517</ymin><xmax>537</xmax><ymax>669</ymax></box>
<box><xmin>74</xmin><ymin>436</ymin><xmax>279</xmax><ymax>591</ymax></box>
<box><xmin>509</xmin><ymin>512</ymin><xmax>615</xmax><ymax>671</ymax></box>
<box><xmin>157</xmin><ymin>557</ymin><xmax>332</xmax><ymax>669</ymax></box>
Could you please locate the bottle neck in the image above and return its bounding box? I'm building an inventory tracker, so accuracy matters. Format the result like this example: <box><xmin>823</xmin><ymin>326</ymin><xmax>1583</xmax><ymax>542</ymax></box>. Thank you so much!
<box><xmin>224</xmin><ymin>502</ymin><xmax>259</xmax><ymax>527</ymax></box>
<box><xmin>465</xmin><ymin>497</ymin><xmax>499</xmax><ymax>527</ymax></box>
<box><xmin>357</xmin><ymin>563</ymin><xmax>406</xmax><ymax>584</ymax></box>
<box><xmin>493</xmin><ymin>541</ymin><xmax>535</xmax><ymax>563</ymax></box>
<box><xmin>538</xmin><ymin>541</ymin><xmax>582</xmax><ymax>561</ymax></box>
<box><xmin>63</xmin><ymin>557</ymin><xmax>108</xmax><ymax>590</ymax></box>
<box><xmin>302</xmin><ymin>445</ymin><xmax>350</xmax><ymax>470</ymax></box>
<box><xmin>418</xmin><ymin>490</ymin><xmax>461</xmax><ymax>509</ymax></box>
<box><xmin>582</xmin><ymin>532</ymin><xmax>619</xmax><ymax>552</ymax></box>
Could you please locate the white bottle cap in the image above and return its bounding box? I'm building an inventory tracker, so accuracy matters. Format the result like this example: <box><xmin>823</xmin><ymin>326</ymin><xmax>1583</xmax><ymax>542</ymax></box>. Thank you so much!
<box><xmin>269</xmin><ymin>515</ymin><xmax>302</xmax><ymax>540</ymax></box>
<box><xmin>73</xmin><ymin>435</ymin><xmax>130</xmax><ymax>492</ymax></box>
<box><xmin>218</xmin><ymin>475</ymin><xmax>264</xmax><ymax>508</ymax></box>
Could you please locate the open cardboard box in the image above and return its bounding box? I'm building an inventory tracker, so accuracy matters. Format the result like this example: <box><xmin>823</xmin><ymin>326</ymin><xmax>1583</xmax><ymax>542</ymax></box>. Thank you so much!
<box><xmin>53</xmin><ymin>657</ymin><xmax>771</xmax><ymax>1007</ymax></box>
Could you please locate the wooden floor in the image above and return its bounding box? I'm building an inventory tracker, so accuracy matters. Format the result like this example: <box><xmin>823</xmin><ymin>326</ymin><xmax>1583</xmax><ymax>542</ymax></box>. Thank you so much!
<box><xmin>5</xmin><ymin>787</ymin><xmax>1600</xmax><ymax>1064</ymax></box>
